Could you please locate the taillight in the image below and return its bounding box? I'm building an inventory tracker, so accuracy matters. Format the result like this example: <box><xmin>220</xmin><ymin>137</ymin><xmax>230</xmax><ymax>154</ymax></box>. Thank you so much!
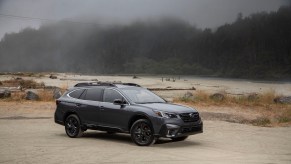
<box><xmin>56</xmin><ymin>100</ymin><xmax>61</xmax><ymax>105</ymax></box>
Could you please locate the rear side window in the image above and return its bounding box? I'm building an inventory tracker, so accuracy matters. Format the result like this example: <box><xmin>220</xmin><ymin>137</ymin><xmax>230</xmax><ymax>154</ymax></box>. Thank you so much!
<box><xmin>83</xmin><ymin>88</ymin><xmax>103</xmax><ymax>101</ymax></box>
<box><xmin>69</xmin><ymin>89</ymin><xmax>84</xmax><ymax>99</ymax></box>
<box><xmin>103</xmin><ymin>89</ymin><xmax>124</xmax><ymax>103</ymax></box>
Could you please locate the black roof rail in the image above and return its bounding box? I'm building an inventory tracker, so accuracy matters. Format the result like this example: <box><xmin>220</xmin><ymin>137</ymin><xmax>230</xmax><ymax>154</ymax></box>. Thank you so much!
<box><xmin>74</xmin><ymin>82</ymin><xmax>141</xmax><ymax>87</ymax></box>
<box><xmin>74</xmin><ymin>82</ymin><xmax>114</xmax><ymax>87</ymax></box>
<box><xmin>120</xmin><ymin>83</ymin><xmax>141</xmax><ymax>87</ymax></box>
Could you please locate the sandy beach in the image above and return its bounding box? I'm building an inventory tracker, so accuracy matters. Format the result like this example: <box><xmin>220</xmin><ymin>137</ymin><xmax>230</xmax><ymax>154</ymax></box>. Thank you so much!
<box><xmin>1</xmin><ymin>73</ymin><xmax>290</xmax><ymax>99</ymax></box>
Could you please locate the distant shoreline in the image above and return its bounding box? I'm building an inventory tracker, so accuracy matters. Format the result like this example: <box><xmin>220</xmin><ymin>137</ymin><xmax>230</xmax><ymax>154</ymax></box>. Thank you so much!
<box><xmin>1</xmin><ymin>72</ymin><xmax>290</xmax><ymax>83</ymax></box>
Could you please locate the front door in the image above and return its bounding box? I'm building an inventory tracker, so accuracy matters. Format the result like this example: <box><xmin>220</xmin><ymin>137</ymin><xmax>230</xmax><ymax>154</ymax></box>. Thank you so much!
<box><xmin>99</xmin><ymin>89</ymin><xmax>130</xmax><ymax>129</ymax></box>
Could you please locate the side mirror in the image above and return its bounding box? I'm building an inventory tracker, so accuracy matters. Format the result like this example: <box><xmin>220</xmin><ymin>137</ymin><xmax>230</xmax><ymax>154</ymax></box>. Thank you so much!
<box><xmin>113</xmin><ymin>99</ymin><xmax>126</xmax><ymax>105</ymax></box>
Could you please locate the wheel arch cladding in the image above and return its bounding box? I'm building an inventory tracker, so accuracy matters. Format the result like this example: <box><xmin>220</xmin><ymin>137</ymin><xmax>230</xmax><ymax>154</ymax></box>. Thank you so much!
<box><xmin>63</xmin><ymin>111</ymin><xmax>79</xmax><ymax>123</ymax></box>
<box><xmin>128</xmin><ymin>114</ymin><xmax>151</xmax><ymax>131</ymax></box>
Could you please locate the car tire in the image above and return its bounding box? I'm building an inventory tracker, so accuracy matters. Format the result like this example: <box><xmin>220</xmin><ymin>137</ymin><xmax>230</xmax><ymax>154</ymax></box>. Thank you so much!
<box><xmin>130</xmin><ymin>119</ymin><xmax>156</xmax><ymax>146</ymax></box>
<box><xmin>65</xmin><ymin>114</ymin><xmax>83</xmax><ymax>138</ymax></box>
<box><xmin>171</xmin><ymin>136</ymin><xmax>188</xmax><ymax>141</ymax></box>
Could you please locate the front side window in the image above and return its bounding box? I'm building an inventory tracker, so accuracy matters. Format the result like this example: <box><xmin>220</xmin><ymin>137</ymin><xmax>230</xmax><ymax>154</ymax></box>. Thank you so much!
<box><xmin>103</xmin><ymin>89</ymin><xmax>124</xmax><ymax>103</ymax></box>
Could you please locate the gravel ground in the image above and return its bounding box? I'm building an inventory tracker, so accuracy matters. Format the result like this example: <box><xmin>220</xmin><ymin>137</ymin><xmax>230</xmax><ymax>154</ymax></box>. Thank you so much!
<box><xmin>0</xmin><ymin>103</ymin><xmax>291</xmax><ymax>164</ymax></box>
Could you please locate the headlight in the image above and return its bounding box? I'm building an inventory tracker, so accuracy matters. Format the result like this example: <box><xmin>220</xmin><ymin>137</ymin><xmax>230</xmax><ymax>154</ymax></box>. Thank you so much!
<box><xmin>154</xmin><ymin>110</ymin><xmax>178</xmax><ymax>118</ymax></box>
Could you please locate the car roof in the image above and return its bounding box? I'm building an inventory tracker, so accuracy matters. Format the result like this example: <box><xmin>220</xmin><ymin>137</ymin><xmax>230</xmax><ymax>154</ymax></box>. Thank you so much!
<box><xmin>73</xmin><ymin>82</ymin><xmax>141</xmax><ymax>89</ymax></box>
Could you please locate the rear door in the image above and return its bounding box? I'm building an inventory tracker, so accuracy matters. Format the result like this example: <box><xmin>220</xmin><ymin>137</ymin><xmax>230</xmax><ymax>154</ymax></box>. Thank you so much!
<box><xmin>99</xmin><ymin>89</ymin><xmax>130</xmax><ymax>129</ymax></box>
<box><xmin>77</xmin><ymin>88</ymin><xmax>103</xmax><ymax>125</ymax></box>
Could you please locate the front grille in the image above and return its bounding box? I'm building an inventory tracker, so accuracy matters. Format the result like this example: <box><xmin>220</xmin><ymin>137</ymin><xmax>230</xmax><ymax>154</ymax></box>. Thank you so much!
<box><xmin>179</xmin><ymin>112</ymin><xmax>200</xmax><ymax>122</ymax></box>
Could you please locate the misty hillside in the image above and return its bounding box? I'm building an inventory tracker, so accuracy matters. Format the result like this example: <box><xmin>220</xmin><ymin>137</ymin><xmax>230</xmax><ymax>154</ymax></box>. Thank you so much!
<box><xmin>0</xmin><ymin>5</ymin><xmax>290</xmax><ymax>79</ymax></box>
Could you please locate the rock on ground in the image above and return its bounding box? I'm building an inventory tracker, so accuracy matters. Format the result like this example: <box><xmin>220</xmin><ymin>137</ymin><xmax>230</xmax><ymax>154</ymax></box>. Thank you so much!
<box><xmin>210</xmin><ymin>93</ymin><xmax>225</xmax><ymax>101</ymax></box>
<box><xmin>53</xmin><ymin>87</ymin><xmax>62</xmax><ymax>99</ymax></box>
<box><xmin>49</xmin><ymin>75</ymin><xmax>57</xmax><ymax>79</ymax></box>
<box><xmin>183</xmin><ymin>91</ymin><xmax>194</xmax><ymax>99</ymax></box>
<box><xmin>25</xmin><ymin>91</ymin><xmax>39</xmax><ymax>100</ymax></box>
<box><xmin>274</xmin><ymin>96</ymin><xmax>291</xmax><ymax>104</ymax></box>
<box><xmin>0</xmin><ymin>89</ymin><xmax>11</xmax><ymax>98</ymax></box>
<box><xmin>248</xmin><ymin>93</ymin><xmax>259</xmax><ymax>101</ymax></box>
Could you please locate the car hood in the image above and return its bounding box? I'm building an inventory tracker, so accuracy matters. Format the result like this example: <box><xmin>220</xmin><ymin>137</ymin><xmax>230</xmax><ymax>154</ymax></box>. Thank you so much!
<box><xmin>134</xmin><ymin>103</ymin><xmax>197</xmax><ymax>113</ymax></box>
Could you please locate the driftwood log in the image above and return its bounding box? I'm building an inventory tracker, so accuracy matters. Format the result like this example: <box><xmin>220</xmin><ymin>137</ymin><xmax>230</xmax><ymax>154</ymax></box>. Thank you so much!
<box><xmin>59</xmin><ymin>78</ymin><xmax>98</xmax><ymax>81</ymax></box>
<box><xmin>148</xmin><ymin>87</ymin><xmax>196</xmax><ymax>91</ymax></box>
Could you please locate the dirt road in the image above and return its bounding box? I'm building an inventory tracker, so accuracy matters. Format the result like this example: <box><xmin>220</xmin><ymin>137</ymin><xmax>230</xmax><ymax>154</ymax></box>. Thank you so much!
<box><xmin>0</xmin><ymin>105</ymin><xmax>290</xmax><ymax>164</ymax></box>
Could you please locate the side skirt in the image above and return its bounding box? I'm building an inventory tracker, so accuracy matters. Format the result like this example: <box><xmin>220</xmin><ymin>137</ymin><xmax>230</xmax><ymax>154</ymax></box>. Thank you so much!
<box><xmin>84</xmin><ymin>124</ymin><xmax>128</xmax><ymax>133</ymax></box>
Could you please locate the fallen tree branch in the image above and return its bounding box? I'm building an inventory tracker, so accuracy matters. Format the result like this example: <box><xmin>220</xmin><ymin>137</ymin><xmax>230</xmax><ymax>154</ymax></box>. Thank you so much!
<box><xmin>59</xmin><ymin>78</ymin><xmax>98</xmax><ymax>81</ymax></box>
<box><xmin>148</xmin><ymin>87</ymin><xmax>196</xmax><ymax>91</ymax></box>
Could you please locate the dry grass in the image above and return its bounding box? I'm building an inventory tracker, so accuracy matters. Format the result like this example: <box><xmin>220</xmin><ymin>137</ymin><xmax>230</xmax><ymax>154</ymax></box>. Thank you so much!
<box><xmin>250</xmin><ymin>117</ymin><xmax>272</xmax><ymax>126</ymax></box>
<box><xmin>175</xmin><ymin>90</ymin><xmax>291</xmax><ymax>127</ymax></box>
<box><xmin>1</xmin><ymin>78</ymin><xmax>62</xmax><ymax>102</ymax></box>
<box><xmin>193</xmin><ymin>90</ymin><xmax>209</xmax><ymax>102</ymax></box>
<box><xmin>7</xmin><ymin>92</ymin><xmax>26</xmax><ymax>102</ymax></box>
<box><xmin>1</xmin><ymin>89</ymin><xmax>56</xmax><ymax>102</ymax></box>
<box><xmin>60</xmin><ymin>83</ymin><xmax>68</xmax><ymax>93</ymax></box>
<box><xmin>0</xmin><ymin>79</ymin><xmax>44</xmax><ymax>89</ymax></box>
<box><xmin>177</xmin><ymin>89</ymin><xmax>281</xmax><ymax>107</ymax></box>
<box><xmin>38</xmin><ymin>90</ymin><xmax>55</xmax><ymax>101</ymax></box>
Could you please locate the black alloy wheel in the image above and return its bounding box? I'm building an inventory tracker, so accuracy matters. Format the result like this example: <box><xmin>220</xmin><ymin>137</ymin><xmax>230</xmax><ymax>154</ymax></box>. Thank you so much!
<box><xmin>65</xmin><ymin>114</ymin><xmax>83</xmax><ymax>138</ymax></box>
<box><xmin>130</xmin><ymin>119</ymin><xmax>156</xmax><ymax>146</ymax></box>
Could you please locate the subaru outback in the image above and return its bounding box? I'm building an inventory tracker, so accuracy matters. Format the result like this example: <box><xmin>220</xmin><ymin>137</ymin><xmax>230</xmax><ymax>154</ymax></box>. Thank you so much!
<box><xmin>54</xmin><ymin>82</ymin><xmax>203</xmax><ymax>146</ymax></box>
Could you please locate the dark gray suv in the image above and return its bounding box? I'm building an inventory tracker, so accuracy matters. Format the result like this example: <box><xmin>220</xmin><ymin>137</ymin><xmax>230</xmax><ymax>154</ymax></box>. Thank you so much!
<box><xmin>54</xmin><ymin>82</ymin><xmax>203</xmax><ymax>146</ymax></box>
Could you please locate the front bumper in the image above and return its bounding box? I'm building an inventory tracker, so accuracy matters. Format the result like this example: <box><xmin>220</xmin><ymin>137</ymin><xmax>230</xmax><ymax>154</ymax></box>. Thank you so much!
<box><xmin>158</xmin><ymin>121</ymin><xmax>203</xmax><ymax>138</ymax></box>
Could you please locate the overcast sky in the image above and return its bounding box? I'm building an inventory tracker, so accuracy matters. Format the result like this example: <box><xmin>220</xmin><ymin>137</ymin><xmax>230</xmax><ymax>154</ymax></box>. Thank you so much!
<box><xmin>0</xmin><ymin>0</ymin><xmax>290</xmax><ymax>39</ymax></box>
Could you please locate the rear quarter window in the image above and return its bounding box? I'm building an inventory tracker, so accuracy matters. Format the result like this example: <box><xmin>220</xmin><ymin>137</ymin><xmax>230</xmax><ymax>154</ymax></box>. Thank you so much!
<box><xmin>68</xmin><ymin>89</ymin><xmax>84</xmax><ymax>99</ymax></box>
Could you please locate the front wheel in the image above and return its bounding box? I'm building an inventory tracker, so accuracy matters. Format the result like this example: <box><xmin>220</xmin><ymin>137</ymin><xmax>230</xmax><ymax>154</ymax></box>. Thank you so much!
<box><xmin>130</xmin><ymin>119</ymin><xmax>156</xmax><ymax>146</ymax></box>
<box><xmin>65</xmin><ymin>114</ymin><xmax>83</xmax><ymax>138</ymax></box>
<box><xmin>171</xmin><ymin>136</ymin><xmax>188</xmax><ymax>141</ymax></box>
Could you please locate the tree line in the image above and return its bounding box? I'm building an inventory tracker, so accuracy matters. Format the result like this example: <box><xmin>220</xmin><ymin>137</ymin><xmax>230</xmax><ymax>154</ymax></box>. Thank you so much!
<box><xmin>0</xmin><ymin>5</ymin><xmax>290</xmax><ymax>79</ymax></box>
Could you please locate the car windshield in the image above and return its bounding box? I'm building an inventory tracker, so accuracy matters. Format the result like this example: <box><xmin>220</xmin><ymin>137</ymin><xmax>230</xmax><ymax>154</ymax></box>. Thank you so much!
<box><xmin>120</xmin><ymin>87</ymin><xmax>165</xmax><ymax>104</ymax></box>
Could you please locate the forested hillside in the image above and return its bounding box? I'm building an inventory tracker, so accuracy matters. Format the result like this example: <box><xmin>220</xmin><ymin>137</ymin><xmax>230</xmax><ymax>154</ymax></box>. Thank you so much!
<box><xmin>0</xmin><ymin>5</ymin><xmax>290</xmax><ymax>79</ymax></box>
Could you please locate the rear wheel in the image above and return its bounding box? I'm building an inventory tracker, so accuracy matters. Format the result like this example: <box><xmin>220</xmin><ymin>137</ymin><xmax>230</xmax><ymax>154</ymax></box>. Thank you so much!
<box><xmin>65</xmin><ymin>114</ymin><xmax>83</xmax><ymax>138</ymax></box>
<box><xmin>130</xmin><ymin>119</ymin><xmax>156</xmax><ymax>146</ymax></box>
<box><xmin>171</xmin><ymin>136</ymin><xmax>188</xmax><ymax>141</ymax></box>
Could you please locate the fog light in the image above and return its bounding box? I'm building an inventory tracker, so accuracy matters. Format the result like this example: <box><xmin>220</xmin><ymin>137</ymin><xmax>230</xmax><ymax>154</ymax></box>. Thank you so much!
<box><xmin>165</xmin><ymin>124</ymin><xmax>180</xmax><ymax>137</ymax></box>
<box><xmin>167</xmin><ymin>129</ymin><xmax>178</xmax><ymax>137</ymax></box>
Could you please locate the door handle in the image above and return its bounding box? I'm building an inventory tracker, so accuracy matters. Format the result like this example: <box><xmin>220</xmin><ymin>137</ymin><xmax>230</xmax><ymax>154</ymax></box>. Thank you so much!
<box><xmin>76</xmin><ymin>103</ymin><xmax>81</xmax><ymax>107</ymax></box>
<box><xmin>100</xmin><ymin>106</ymin><xmax>104</xmax><ymax>110</ymax></box>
